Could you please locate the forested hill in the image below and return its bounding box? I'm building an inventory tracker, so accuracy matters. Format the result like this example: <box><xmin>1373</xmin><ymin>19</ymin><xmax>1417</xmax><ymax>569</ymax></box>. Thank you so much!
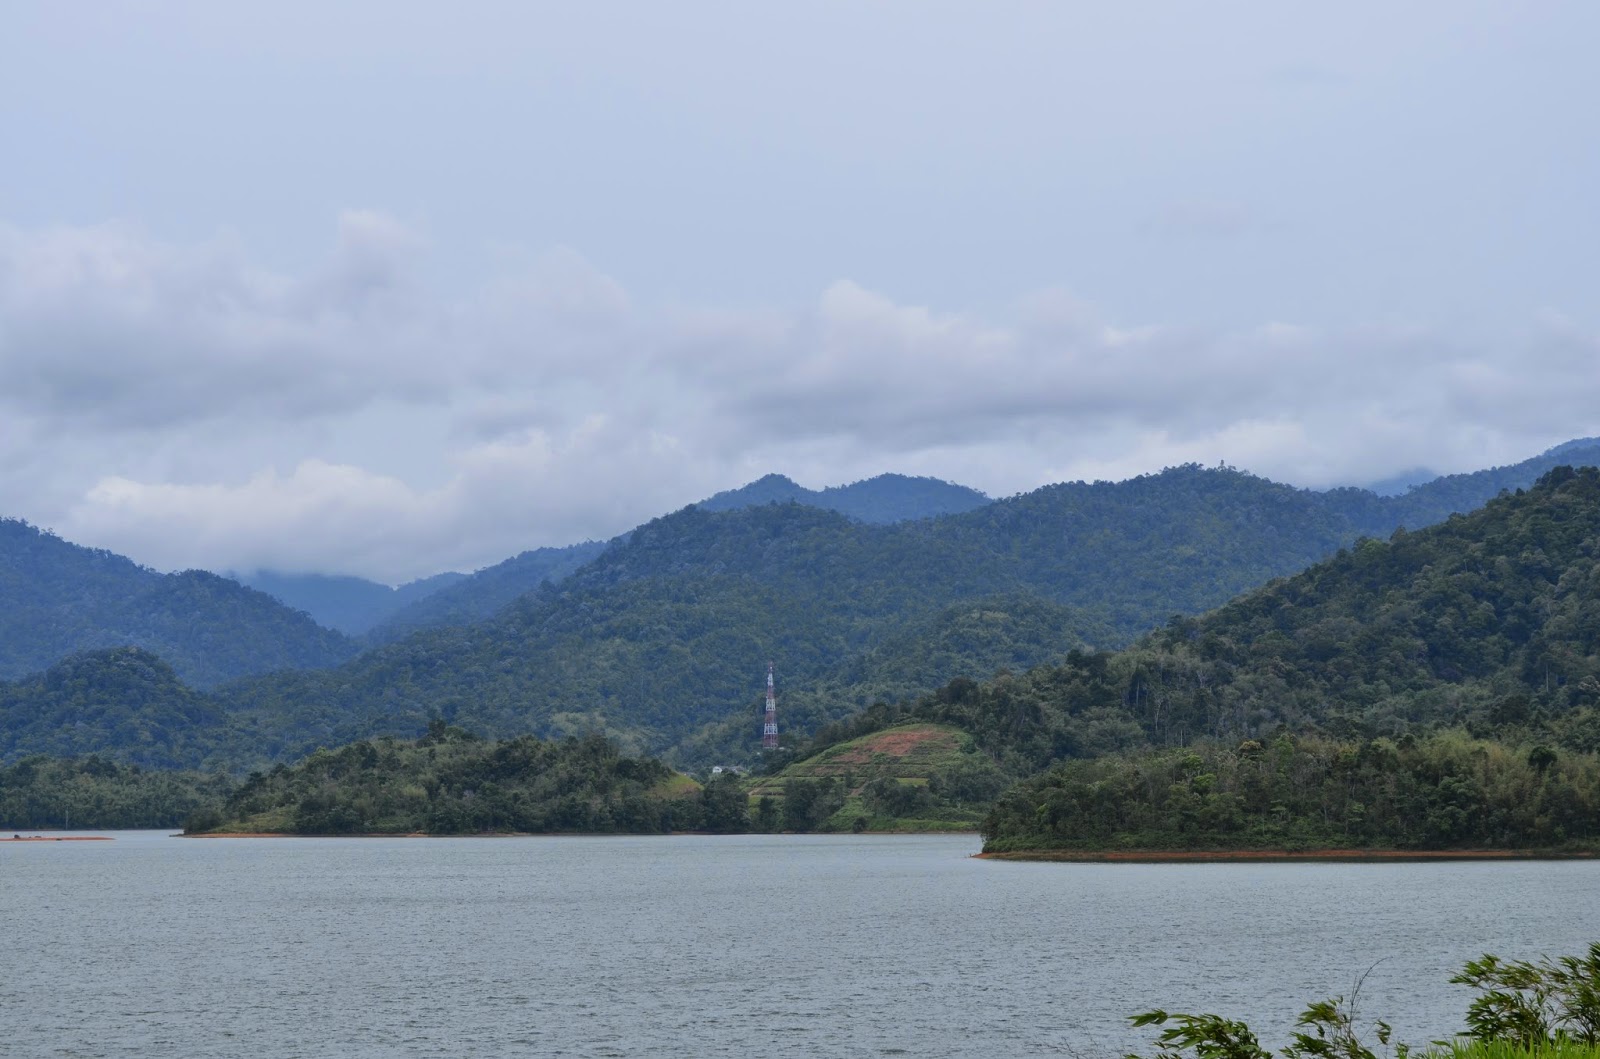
<box><xmin>698</xmin><ymin>472</ymin><xmax>991</xmax><ymax>523</ymax></box>
<box><xmin>360</xmin><ymin>475</ymin><xmax>986</xmax><ymax>643</ymax></box>
<box><xmin>0</xmin><ymin>648</ymin><xmax>231</xmax><ymax>769</ymax></box>
<box><xmin>241</xmin><ymin>439</ymin><xmax>1600</xmax><ymax>648</ymax></box>
<box><xmin>364</xmin><ymin>540</ymin><xmax>608</xmax><ymax>644</ymax></box>
<box><xmin>5</xmin><ymin>443</ymin><xmax>1599</xmax><ymax>773</ymax></box>
<box><xmin>194</xmin><ymin>460</ymin><xmax>1600</xmax><ymax>770</ymax></box>
<box><xmin>1333</xmin><ymin>436</ymin><xmax>1600</xmax><ymax>534</ymax></box>
<box><xmin>804</xmin><ymin>466</ymin><xmax>1600</xmax><ymax>778</ymax></box>
<box><xmin>186</xmin><ymin>726</ymin><xmax>707</xmax><ymax>836</ymax></box>
<box><xmin>980</xmin><ymin>731</ymin><xmax>1600</xmax><ymax>854</ymax></box>
<box><xmin>205</xmin><ymin>501</ymin><xmax>1082</xmax><ymax>771</ymax></box>
<box><xmin>240</xmin><ymin>570</ymin><xmax>467</xmax><ymax>636</ymax></box>
<box><xmin>0</xmin><ymin>519</ymin><xmax>357</xmax><ymax>687</ymax></box>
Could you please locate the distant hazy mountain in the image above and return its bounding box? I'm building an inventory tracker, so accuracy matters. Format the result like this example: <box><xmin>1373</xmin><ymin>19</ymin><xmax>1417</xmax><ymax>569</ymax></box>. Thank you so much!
<box><xmin>365</xmin><ymin>541</ymin><xmax>609</xmax><ymax>644</ymax></box>
<box><xmin>363</xmin><ymin>474</ymin><xmax>989</xmax><ymax>642</ymax></box>
<box><xmin>240</xmin><ymin>570</ymin><xmax>468</xmax><ymax>636</ymax></box>
<box><xmin>698</xmin><ymin>472</ymin><xmax>990</xmax><ymax>523</ymax></box>
<box><xmin>1380</xmin><ymin>436</ymin><xmax>1600</xmax><ymax>528</ymax></box>
<box><xmin>1545</xmin><ymin>436</ymin><xmax>1600</xmax><ymax>458</ymax></box>
<box><xmin>1364</xmin><ymin>467</ymin><xmax>1437</xmax><ymax>496</ymax></box>
<box><xmin>0</xmin><ymin>519</ymin><xmax>357</xmax><ymax>687</ymax></box>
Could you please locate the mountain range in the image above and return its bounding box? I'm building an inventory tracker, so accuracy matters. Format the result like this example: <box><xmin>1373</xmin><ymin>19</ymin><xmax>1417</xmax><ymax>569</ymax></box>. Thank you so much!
<box><xmin>3</xmin><ymin>438</ymin><xmax>1599</xmax><ymax>773</ymax></box>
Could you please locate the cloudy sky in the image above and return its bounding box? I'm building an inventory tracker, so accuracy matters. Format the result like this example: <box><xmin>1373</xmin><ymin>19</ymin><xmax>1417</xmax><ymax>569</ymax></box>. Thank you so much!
<box><xmin>3</xmin><ymin>2</ymin><xmax>1597</xmax><ymax>583</ymax></box>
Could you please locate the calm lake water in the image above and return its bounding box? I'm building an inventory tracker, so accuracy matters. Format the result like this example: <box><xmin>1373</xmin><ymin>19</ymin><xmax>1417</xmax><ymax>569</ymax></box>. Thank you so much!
<box><xmin>3</xmin><ymin>832</ymin><xmax>1597</xmax><ymax>1058</ymax></box>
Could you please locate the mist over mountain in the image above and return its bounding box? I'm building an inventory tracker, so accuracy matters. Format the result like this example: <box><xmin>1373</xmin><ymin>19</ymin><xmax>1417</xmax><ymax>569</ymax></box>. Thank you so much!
<box><xmin>239</xmin><ymin>570</ymin><xmax>469</xmax><ymax>636</ymax></box>
<box><xmin>364</xmin><ymin>541</ymin><xmax>609</xmax><ymax>644</ymax></box>
<box><xmin>698</xmin><ymin>473</ymin><xmax>991</xmax><ymax>524</ymax></box>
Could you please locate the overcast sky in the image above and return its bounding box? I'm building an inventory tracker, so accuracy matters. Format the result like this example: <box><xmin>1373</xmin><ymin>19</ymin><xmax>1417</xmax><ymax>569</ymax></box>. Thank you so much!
<box><xmin>3</xmin><ymin>2</ymin><xmax>1597</xmax><ymax>583</ymax></box>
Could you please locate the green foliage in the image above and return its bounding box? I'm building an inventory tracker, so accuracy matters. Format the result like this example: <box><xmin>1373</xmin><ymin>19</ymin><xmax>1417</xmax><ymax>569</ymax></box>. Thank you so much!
<box><xmin>981</xmin><ymin>731</ymin><xmax>1600</xmax><ymax>853</ymax></box>
<box><xmin>7</xmin><ymin>452</ymin><xmax>1600</xmax><ymax>776</ymax></box>
<box><xmin>1422</xmin><ymin>1042</ymin><xmax>1600</xmax><ymax>1059</ymax></box>
<box><xmin>365</xmin><ymin>541</ymin><xmax>606</xmax><ymax>643</ymax></box>
<box><xmin>697</xmin><ymin>774</ymin><xmax>751</xmax><ymax>833</ymax></box>
<box><xmin>0</xmin><ymin>755</ymin><xmax>232</xmax><ymax>829</ymax></box>
<box><xmin>0</xmin><ymin>519</ymin><xmax>357</xmax><ymax>687</ymax></box>
<box><xmin>1129</xmin><ymin>997</ymin><xmax>1402</xmax><ymax>1059</ymax></box>
<box><xmin>780</xmin><ymin>777</ymin><xmax>845</xmax><ymax>831</ymax></box>
<box><xmin>1127</xmin><ymin>945</ymin><xmax>1600</xmax><ymax>1059</ymax></box>
<box><xmin>1129</xmin><ymin>1010</ymin><xmax>1273</xmax><ymax>1059</ymax></box>
<box><xmin>0</xmin><ymin>648</ymin><xmax>234</xmax><ymax>769</ymax></box>
<box><xmin>1453</xmin><ymin>944</ymin><xmax>1600</xmax><ymax>1047</ymax></box>
<box><xmin>748</xmin><ymin>722</ymin><xmax>1000</xmax><ymax>832</ymax></box>
<box><xmin>810</xmin><ymin>468</ymin><xmax>1600</xmax><ymax>799</ymax></box>
<box><xmin>191</xmin><ymin>727</ymin><xmax>704</xmax><ymax>835</ymax></box>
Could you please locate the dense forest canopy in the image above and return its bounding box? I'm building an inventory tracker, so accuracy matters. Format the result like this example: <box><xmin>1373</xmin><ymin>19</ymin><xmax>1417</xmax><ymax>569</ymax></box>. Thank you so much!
<box><xmin>798</xmin><ymin>467</ymin><xmax>1600</xmax><ymax>776</ymax></box>
<box><xmin>980</xmin><ymin>731</ymin><xmax>1600</xmax><ymax>853</ymax></box>
<box><xmin>3</xmin><ymin>445</ymin><xmax>1599</xmax><ymax>784</ymax></box>
<box><xmin>186</xmin><ymin>725</ymin><xmax>712</xmax><ymax>836</ymax></box>
<box><xmin>0</xmin><ymin>754</ymin><xmax>233</xmax><ymax>830</ymax></box>
<box><xmin>0</xmin><ymin>518</ymin><xmax>356</xmax><ymax>687</ymax></box>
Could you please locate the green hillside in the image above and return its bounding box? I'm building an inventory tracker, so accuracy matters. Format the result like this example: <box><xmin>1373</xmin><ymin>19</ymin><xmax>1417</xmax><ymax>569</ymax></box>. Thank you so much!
<box><xmin>242</xmin><ymin>569</ymin><xmax>467</xmax><ymax>636</ymax></box>
<box><xmin>747</xmin><ymin>722</ymin><xmax>1008</xmax><ymax>832</ymax></box>
<box><xmin>0</xmin><ymin>648</ymin><xmax>232</xmax><ymax>769</ymax></box>
<box><xmin>0</xmin><ymin>755</ymin><xmax>233</xmax><ymax>831</ymax></box>
<box><xmin>0</xmin><ymin>519</ymin><xmax>357</xmax><ymax>687</ymax></box>
<box><xmin>186</xmin><ymin>724</ymin><xmax>705</xmax><ymax>836</ymax></box>
<box><xmin>363</xmin><ymin>472</ymin><xmax>986</xmax><ymax>644</ymax></box>
<box><xmin>807</xmin><ymin>466</ymin><xmax>1600</xmax><ymax>775</ymax></box>
<box><xmin>365</xmin><ymin>540</ymin><xmax>608</xmax><ymax>643</ymax></box>
<box><xmin>981</xmin><ymin>730</ymin><xmax>1600</xmax><ymax>854</ymax></box>
<box><xmin>6</xmin><ymin>443</ymin><xmax>1600</xmax><ymax>776</ymax></box>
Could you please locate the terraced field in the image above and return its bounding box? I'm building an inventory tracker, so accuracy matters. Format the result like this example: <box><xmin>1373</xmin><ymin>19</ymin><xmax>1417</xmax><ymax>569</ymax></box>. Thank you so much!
<box><xmin>748</xmin><ymin>723</ymin><xmax>995</xmax><ymax>832</ymax></box>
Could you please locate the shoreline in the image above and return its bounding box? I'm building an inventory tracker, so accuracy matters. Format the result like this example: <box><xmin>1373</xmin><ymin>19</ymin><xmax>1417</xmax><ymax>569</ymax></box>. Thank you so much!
<box><xmin>976</xmin><ymin>847</ymin><xmax>1600</xmax><ymax>862</ymax></box>
<box><xmin>1</xmin><ymin>835</ymin><xmax>114</xmax><ymax>842</ymax></box>
<box><xmin>182</xmin><ymin>828</ymin><xmax>982</xmax><ymax>839</ymax></box>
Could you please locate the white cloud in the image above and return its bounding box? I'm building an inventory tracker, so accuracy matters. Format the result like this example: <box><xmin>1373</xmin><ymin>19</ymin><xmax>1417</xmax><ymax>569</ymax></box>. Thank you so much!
<box><xmin>2</xmin><ymin>216</ymin><xmax>1596</xmax><ymax>583</ymax></box>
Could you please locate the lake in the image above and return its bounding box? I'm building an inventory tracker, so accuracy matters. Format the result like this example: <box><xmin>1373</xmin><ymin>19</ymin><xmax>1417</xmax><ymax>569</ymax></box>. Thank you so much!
<box><xmin>3</xmin><ymin>832</ymin><xmax>1596</xmax><ymax>1057</ymax></box>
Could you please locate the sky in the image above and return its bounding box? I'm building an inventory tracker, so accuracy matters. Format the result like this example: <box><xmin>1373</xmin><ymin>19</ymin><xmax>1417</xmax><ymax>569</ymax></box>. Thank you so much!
<box><xmin>3</xmin><ymin>2</ymin><xmax>1598</xmax><ymax>584</ymax></box>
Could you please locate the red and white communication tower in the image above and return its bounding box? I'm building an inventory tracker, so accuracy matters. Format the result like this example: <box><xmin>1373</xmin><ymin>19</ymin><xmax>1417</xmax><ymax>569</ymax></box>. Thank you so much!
<box><xmin>762</xmin><ymin>661</ymin><xmax>779</xmax><ymax>750</ymax></box>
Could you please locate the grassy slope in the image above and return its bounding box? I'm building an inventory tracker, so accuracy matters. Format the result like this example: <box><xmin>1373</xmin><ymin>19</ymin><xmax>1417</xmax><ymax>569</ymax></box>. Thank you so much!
<box><xmin>750</xmin><ymin>722</ymin><xmax>992</xmax><ymax>831</ymax></box>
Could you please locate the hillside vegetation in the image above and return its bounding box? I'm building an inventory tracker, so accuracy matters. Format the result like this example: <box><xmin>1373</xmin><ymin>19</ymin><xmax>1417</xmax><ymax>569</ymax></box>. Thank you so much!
<box><xmin>981</xmin><ymin>730</ymin><xmax>1600</xmax><ymax>853</ymax></box>
<box><xmin>241</xmin><ymin>569</ymin><xmax>467</xmax><ymax>636</ymax></box>
<box><xmin>0</xmin><ymin>519</ymin><xmax>356</xmax><ymax>686</ymax></box>
<box><xmin>747</xmin><ymin>722</ymin><xmax>1009</xmax><ymax>832</ymax></box>
<box><xmin>803</xmin><ymin>467</ymin><xmax>1600</xmax><ymax>779</ymax></box>
<box><xmin>698</xmin><ymin>472</ymin><xmax>991</xmax><ymax>523</ymax></box>
<box><xmin>0</xmin><ymin>754</ymin><xmax>233</xmax><ymax>831</ymax></box>
<box><xmin>364</xmin><ymin>541</ymin><xmax>608</xmax><ymax>643</ymax></box>
<box><xmin>0</xmin><ymin>648</ymin><xmax>233</xmax><ymax>769</ymax></box>
<box><xmin>5</xmin><ymin>442</ymin><xmax>1600</xmax><ymax>777</ymax></box>
<box><xmin>185</xmin><ymin>724</ymin><xmax>706</xmax><ymax>836</ymax></box>
<box><xmin>212</xmin><ymin>453</ymin><xmax>1600</xmax><ymax>770</ymax></box>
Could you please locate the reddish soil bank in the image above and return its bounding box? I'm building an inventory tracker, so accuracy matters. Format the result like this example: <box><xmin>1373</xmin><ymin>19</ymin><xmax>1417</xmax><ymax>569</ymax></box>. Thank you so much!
<box><xmin>977</xmin><ymin>848</ymin><xmax>1600</xmax><ymax>863</ymax></box>
<box><xmin>1</xmin><ymin>835</ymin><xmax>113</xmax><ymax>842</ymax></box>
